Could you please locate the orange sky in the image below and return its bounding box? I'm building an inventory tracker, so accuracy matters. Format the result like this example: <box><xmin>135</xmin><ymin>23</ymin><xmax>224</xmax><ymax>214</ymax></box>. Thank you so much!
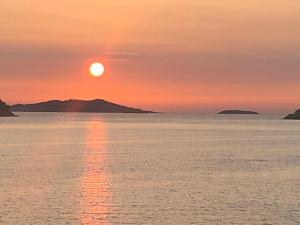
<box><xmin>1</xmin><ymin>1</ymin><xmax>300</xmax><ymax>112</ymax></box>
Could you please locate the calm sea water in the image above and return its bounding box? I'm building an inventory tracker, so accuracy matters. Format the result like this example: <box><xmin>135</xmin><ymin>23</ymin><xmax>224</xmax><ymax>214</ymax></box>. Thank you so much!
<box><xmin>0</xmin><ymin>113</ymin><xmax>299</xmax><ymax>225</ymax></box>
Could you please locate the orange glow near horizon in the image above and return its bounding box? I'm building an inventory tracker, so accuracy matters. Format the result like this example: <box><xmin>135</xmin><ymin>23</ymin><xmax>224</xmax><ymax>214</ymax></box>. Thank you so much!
<box><xmin>3</xmin><ymin>73</ymin><xmax>300</xmax><ymax>113</ymax></box>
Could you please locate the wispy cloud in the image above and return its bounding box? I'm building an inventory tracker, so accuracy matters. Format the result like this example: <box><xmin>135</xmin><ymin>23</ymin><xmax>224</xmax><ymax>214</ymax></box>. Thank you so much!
<box><xmin>105</xmin><ymin>51</ymin><xmax>140</xmax><ymax>56</ymax></box>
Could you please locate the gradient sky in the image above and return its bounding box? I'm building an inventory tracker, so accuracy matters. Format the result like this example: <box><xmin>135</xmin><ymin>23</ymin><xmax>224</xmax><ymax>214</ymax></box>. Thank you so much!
<box><xmin>1</xmin><ymin>1</ymin><xmax>300</xmax><ymax>112</ymax></box>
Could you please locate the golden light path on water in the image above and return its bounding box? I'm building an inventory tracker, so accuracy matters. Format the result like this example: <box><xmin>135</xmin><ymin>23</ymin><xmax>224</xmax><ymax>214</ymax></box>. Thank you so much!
<box><xmin>80</xmin><ymin>118</ymin><xmax>111</xmax><ymax>225</ymax></box>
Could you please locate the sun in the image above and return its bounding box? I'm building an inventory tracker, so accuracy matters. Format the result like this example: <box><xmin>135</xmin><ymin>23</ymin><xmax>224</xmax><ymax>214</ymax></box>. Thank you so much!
<box><xmin>89</xmin><ymin>62</ymin><xmax>105</xmax><ymax>77</ymax></box>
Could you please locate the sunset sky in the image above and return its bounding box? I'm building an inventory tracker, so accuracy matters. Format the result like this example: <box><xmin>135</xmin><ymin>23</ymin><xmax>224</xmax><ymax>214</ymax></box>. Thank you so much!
<box><xmin>1</xmin><ymin>1</ymin><xmax>300</xmax><ymax>112</ymax></box>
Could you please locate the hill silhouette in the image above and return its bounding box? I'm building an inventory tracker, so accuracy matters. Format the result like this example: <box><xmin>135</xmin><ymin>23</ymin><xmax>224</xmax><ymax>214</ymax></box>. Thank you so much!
<box><xmin>218</xmin><ymin>110</ymin><xmax>259</xmax><ymax>114</ymax></box>
<box><xmin>0</xmin><ymin>99</ymin><xmax>16</xmax><ymax>117</ymax></box>
<box><xmin>284</xmin><ymin>109</ymin><xmax>300</xmax><ymax>120</ymax></box>
<box><xmin>11</xmin><ymin>99</ymin><xmax>155</xmax><ymax>113</ymax></box>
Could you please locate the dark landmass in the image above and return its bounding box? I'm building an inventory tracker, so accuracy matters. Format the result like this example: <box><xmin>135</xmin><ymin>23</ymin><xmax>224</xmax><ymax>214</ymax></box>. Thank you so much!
<box><xmin>283</xmin><ymin>109</ymin><xmax>300</xmax><ymax>120</ymax></box>
<box><xmin>0</xmin><ymin>99</ymin><xmax>16</xmax><ymax>117</ymax></box>
<box><xmin>11</xmin><ymin>99</ymin><xmax>155</xmax><ymax>113</ymax></box>
<box><xmin>218</xmin><ymin>110</ymin><xmax>259</xmax><ymax>115</ymax></box>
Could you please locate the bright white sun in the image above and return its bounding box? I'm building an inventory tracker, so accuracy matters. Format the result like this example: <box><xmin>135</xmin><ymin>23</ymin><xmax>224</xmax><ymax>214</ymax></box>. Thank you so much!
<box><xmin>90</xmin><ymin>62</ymin><xmax>105</xmax><ymax>77</ymax></box>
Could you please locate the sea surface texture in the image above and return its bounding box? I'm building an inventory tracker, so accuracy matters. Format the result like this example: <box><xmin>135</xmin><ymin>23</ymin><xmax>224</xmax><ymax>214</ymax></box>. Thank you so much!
<box><xmin>0</xmin><ymin>113</ymin><xmax>299</xmax><ymax>225</ymax></box>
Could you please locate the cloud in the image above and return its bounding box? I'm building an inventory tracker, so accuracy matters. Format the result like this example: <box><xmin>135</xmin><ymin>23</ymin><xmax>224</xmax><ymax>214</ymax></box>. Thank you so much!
<box><xmin>105</xmin><ymin>51</ymin><xmax>140</xmax><ymax>56</ymax></box>
<box><xmin>0</xmin><ymin>44</ymin><xmax>91</xmax><ymax>78</ymax></box>
<box><xmin>1</xmin><ymin>43</ymin><xmax>300</xmax><ymax>86</ymax></box>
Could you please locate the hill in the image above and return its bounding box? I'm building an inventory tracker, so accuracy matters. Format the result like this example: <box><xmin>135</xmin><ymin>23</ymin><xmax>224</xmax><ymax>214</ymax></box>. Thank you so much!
<box><xmin>11</xmin><ymin>99</ymin><xmax>155</xmax><ymax>113</ymax></box>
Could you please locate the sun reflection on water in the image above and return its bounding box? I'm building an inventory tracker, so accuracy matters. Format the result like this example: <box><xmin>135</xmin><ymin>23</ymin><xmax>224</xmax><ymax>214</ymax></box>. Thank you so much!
<box><xmin>80</xmin><ymin>117</ymin><xmax>111</xmax><ymax>225</ymax></box>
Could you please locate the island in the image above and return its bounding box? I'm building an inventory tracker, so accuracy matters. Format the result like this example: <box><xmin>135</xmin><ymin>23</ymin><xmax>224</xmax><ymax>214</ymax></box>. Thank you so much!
<box><xmin>218</xmin><ymin>110</ymin><xmax>259</xmax><ymax>115</ymax></box>
<box><xmin>11</xmin><ymin>99</ymin><xmax>155</xmax><ymax>113</ymax></box>
<box><xmin>0</xmin><ymin>99</ymin><xmax>16</xmax><ymax>117</ymax></box>
<box><xmin>283</xmin><ymin>109</ymin><xmax>300</xmax><ymax>120</ymax></box>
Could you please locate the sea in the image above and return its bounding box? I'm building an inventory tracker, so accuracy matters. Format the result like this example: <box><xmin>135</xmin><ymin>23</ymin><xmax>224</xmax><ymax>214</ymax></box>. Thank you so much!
<box><xmin>0</xmin><ymin>113</ymin><xmax>299</xmax><ymax>225</ymax></box>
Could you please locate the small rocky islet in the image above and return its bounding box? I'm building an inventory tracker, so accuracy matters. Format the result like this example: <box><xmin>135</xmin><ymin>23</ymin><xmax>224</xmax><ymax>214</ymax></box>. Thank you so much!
<box><xmin>0</xmin><ymin>99</ymin><xmax>16</xmax><ymax>117</ymax></box>
<box><xmin>218</xmin><ymin>110</ymin><xmax>259</xmax><ymax>115</ymax></box>
<box><xmin>283</xmin><ymin>109</ymin><xmax>300</xmax><ymax>120</ymax></box>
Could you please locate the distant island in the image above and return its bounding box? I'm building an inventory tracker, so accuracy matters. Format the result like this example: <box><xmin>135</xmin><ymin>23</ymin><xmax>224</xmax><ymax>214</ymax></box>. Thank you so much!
<box><xmin>11</xmin><ymin>99</ymin><xmax>155</xmax><ymax>113</ymax></box>
<box><xmin>218</xmin><ymin>110</ymin><xmax>259</xmax><ymax>115</ymax></box>
<box><xmin>0</xmin><ymin>99</ymin><xmax>16</xmax><ymax>117</ymax></box>
<box><xmin>283</xmin><ymin>109</ymin><xmax>300</xmax><ymax>120</ymax></box>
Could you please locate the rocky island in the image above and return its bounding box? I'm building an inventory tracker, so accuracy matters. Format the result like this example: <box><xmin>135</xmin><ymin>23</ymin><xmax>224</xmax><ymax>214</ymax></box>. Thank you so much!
<box><xmin>0</xmin><ymin>99</ymin><xmax>16</xmax><ymax>117</ymax></box>
<box><xmin>218</xmin><ymin>110</ymin><xmax>259</xmax><ymax>115</ymax></box>
<box><xmin>283</xmin><ymin>109</ymin><xmax>300</xmax><ymax>120</ymax></box>
<box><xmin>11</xmin><ymin>99</ymin><xmax>155</xmax><ymax>113</ymax></box>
